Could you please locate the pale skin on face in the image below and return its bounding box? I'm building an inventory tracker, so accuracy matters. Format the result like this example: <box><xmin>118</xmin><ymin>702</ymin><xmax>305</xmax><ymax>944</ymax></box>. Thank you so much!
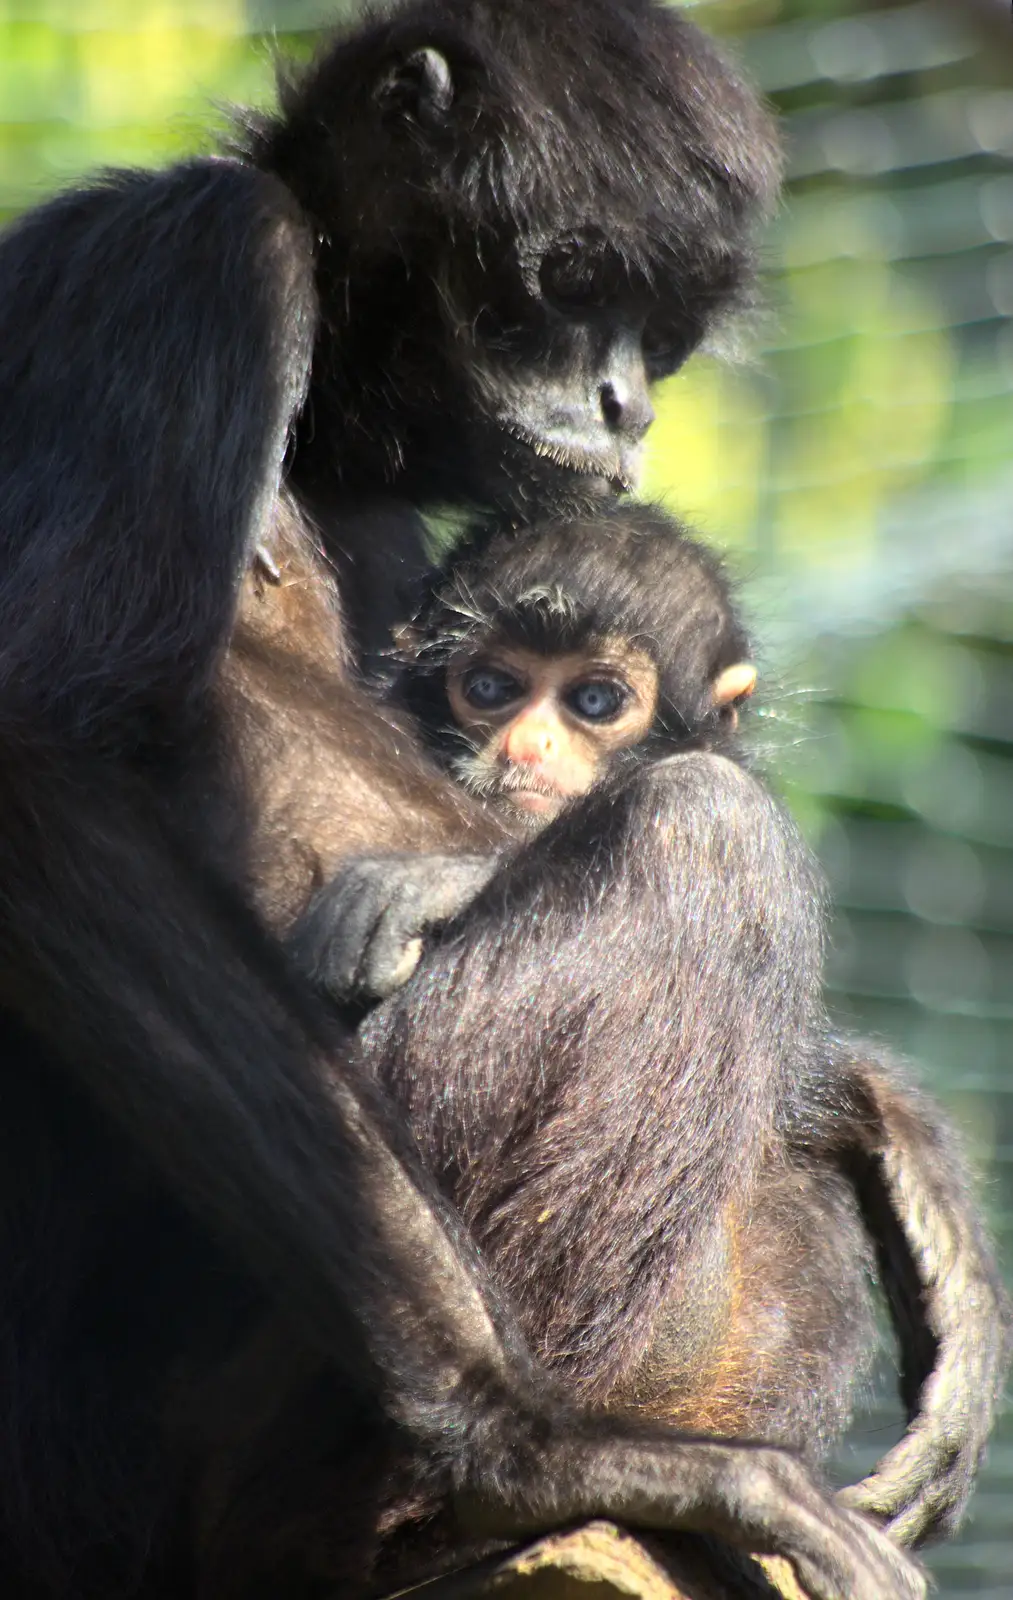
<box><xmin>444</xmin><ymin>637</ymin><xmax>755</xmax><ymax>824</ymax></box>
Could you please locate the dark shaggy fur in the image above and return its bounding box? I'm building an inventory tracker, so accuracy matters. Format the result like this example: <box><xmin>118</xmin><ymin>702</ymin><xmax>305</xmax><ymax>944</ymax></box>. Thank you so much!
<box><xmin>239</xmin><ymin>0</ymin><xmax>781</xmax><ymax>650</ymax></box>
<box><xmin>368</xmin><ymin>504</ymin><xmax>1010</xmax><ymax>1542</ymax></box>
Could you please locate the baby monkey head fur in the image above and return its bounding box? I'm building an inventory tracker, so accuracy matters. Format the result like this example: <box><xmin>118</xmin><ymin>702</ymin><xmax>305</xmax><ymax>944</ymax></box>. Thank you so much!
<box><xmin>396</xmin><ymin>504</ymin><xmax>756</xmax><ymax>821</ymax></box>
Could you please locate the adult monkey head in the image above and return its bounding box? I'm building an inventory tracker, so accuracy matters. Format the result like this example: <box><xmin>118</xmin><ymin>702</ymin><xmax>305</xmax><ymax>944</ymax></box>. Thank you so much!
<box><xmin>246</xmin><ymin>0</ymin><xmax>781</xmax><ymax>518</ymax></box>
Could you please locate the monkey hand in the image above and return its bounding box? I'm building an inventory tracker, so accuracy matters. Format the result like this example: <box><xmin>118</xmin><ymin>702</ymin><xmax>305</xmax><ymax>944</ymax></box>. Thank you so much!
<box><xmin>838</xmin><ymin>1269</ymin><xmax>1012</xmax><ymax>1545</ymax></box>
<box><xmin>457</xmin><ymin>1433</ymin><xmax>927</xmax><ymax>1600</ymax></box>
<box><xmin>288</xmin><ymin>852</ymin><xmax>500</xmax><ymax>1005</ymax></box>
<box><xmin>661</xmin><ymin>1443</ymin><xmax>928</xmax><ymax>1600</ymax></box>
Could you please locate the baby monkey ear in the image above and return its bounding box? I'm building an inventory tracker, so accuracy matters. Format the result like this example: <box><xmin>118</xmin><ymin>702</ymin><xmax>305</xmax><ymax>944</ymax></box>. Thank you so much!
<box><xmin>376</xmin><ymin>47</ymin><xmax>455</xmax><ymax>128</ymax></box>
<box><xmin>712</xmin><ymin>662</ymin><xmax>757</xmax><ymax>706</ymax></box>
<box><xmin>711</xmin><ymin>662</ymin><xmax>756</xmax><ymax>730</ymax></box>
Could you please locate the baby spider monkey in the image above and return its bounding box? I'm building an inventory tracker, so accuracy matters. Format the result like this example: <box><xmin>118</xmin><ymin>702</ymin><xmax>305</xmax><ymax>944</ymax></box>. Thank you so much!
<box><xmin>327</xmin><ymin>500</ymin><xmax>1004</xmax><ymax>1552</ymax></box>
<box><xmin>395</xmin><ymin>502</ymin><xmax>758</xmax><ymax>821</ymax></box>
<box><xmin>292</xmin><ymin>502</ymin><xmax>1005</xmax><ymax>1554</ymax></box>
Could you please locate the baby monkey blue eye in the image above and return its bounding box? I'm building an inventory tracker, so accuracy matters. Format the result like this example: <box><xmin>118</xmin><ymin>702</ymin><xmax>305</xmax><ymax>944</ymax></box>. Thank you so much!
<box><xmin>462</xmin><ymin>666</ymin><xmax>524</xmax><ymax>710</ymax></box>
<box><xmin>567</xmin><ymin>680</ymin><xmax>628</xmax><ymax>721</ymax></box>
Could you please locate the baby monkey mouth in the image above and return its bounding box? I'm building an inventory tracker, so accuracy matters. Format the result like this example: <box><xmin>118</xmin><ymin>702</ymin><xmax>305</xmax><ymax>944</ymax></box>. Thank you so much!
<box><xmin>453</xmin><ymin>753</ymin><xmax>572</xmax><ymax>821</ymax></box>
<box><xmin>501</xmin><ymin>785</ymin><xmax>563</xmax><ymax>817</ymax></box>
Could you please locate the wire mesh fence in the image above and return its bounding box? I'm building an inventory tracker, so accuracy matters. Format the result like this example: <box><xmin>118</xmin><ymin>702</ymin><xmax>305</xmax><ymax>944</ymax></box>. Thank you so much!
<box><xmin>0</xmin><ymin>0</ymin><xmax>1011</xmax><ymax>1592</ymax></box>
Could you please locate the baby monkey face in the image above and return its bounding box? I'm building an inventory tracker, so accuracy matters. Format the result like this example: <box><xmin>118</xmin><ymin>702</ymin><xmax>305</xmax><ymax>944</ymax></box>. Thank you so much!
<box><xmin>446</xmin><ymin>639</ymin><xmax>659</xmax><ymax>822</ymax></box>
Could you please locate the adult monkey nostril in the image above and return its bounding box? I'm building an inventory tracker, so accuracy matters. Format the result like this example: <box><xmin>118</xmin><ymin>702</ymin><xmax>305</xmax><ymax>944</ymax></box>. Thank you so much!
<box><xmin>599</xmin><ymin>380</ymin><xmax>624</xmax><ymax>429</ymax></box>
<box><xmin>600</xmin><ymin>378</ymin><xmax>655</xmax><ymax>441</ymax></box>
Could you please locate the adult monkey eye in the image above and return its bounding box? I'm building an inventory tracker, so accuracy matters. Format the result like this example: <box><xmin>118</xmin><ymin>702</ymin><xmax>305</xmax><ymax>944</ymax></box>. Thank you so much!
<box><xmin>539</xmin><ymin>237</ymin><xmax>622</xmax><ymax>314</ymax></box>
<box><xmin>462</xmin><ymin>665</ymin><xmax>524</xmax><ymax>710</ymax></box>
<box><xmin>567</xmin><ymin>680</ymin><xmax>628</xmax><ymax>722</ymax></box>
<box><xmin>642</xmin><ymin>313</ymin><xmax>699</xmax><ymax>382</ymax></box>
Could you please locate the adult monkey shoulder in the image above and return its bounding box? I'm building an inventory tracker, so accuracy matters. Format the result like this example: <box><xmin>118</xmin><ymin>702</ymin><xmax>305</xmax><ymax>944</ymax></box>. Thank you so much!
<box><xmin>0</xmin><ymin>5</ymin><xmax>923</xmax><ymax>1600</ymax></box>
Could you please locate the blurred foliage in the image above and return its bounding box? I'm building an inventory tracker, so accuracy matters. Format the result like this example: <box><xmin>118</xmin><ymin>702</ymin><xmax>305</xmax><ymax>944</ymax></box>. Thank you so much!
<box><xmin>1</xmin><ymin>1</ymin><xmax>1012</xmax><ymax>1594</ymax></box>
<box><xmin>648</xmin><ymin>0</ymin><xmax>1013</xmax><ymax>560</ymax></box>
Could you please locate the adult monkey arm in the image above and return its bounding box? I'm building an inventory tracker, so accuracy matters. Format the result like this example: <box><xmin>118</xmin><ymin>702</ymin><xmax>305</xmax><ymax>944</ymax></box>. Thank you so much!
<box><xmin>0</xmin><ymin>161</ymin><xmax>445</xmax><ymax>1388</ymax></box>
<box><xmin>0</xmin><ymin>160</ymin><xmax>518</xmax><ymax>1535</ymax></box>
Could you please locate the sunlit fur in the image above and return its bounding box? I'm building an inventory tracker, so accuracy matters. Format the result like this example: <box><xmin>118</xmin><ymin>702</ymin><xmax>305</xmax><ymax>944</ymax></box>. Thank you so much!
<box><xmin>368</xmin><ymin>501</ymin><xmax>1010</xmax><ymax>1574</ymax></box>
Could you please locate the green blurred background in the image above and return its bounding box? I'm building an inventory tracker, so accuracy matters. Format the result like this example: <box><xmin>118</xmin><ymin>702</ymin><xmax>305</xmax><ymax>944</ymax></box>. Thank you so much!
<box><xmin>1</xmin><ymin>0</ymin><xmax>1010</xmax><ymax>1592</ymax></box>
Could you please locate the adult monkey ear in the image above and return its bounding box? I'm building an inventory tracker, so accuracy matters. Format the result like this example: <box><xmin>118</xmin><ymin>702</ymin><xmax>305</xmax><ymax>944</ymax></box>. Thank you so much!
<box><xmin>376</xmin><ymin>47</ymin><xmax>455</xmax><ymax>128</ymax></box>
<box><xmin>712</xmin><ymin>662</ymin><xmax>756</xmax><ymax>728</ymax></box>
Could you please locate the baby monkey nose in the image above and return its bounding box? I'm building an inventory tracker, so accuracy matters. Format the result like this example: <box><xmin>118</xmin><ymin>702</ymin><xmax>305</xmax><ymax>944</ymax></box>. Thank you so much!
<box><xmin>599</xmin><ymin>378</ymin><xmax>655</xmax><ymax>442</ymax></box>
<box><xmin>504</xmin><ymin>715</ymin><xmax>556</xmax><ymax>765</ymax></box>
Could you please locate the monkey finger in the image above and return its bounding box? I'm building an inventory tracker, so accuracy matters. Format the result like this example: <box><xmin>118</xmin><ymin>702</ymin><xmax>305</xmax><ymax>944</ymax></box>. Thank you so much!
<box><xmin>354</xmin><ymin>854</ymin><xmax>501</xmax><ymax>997</ymax></box>
<box><xmin>885</xmin><ymin>1489</ymin><xmax>959</xmax><ymax>1550</ymax></box>
<box><xmin>462</xmin><ymin>1434</ymin><xmax>926</xmax><ymax>1600</ymax></box>
<box><xmin>287</xmin><ymin>861</ymin><xmax>393</xmax><ymax>1002</ymax></box>
<box><xmin>840</xmin><ymin>1341</ymin><xmax>1003</xmax><ymax>1547</ymax></box>
<box><xmin>360</xmin><ymin>928</ymin><xmax>425</xmax><ymax>1000</ymax></box>
<box><xmin>696</xmin><ymin>1452</ymin><xmax>927</xmax><ymax>1600</ymax></box>
<box><xmin>290</xmin><ymin>852</ymin><xmax>500</xmax><ymax>1004</ymax></box>
<box><xmin>850</xmin><ymin>1468</ymin><xmax>965</xmax><ymax>1549</ymax></box>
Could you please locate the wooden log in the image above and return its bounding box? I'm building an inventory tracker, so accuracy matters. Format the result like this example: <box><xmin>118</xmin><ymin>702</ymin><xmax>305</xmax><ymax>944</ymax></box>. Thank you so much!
<box><xmin>384</xmin><ymin>1523</ymin><xmax>807</xmax><ymax>1600</ymax></box>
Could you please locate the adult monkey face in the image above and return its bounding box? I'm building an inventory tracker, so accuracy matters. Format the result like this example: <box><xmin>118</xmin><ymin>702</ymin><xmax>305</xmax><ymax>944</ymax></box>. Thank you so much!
<box><xmin>446</xmin><ymin>227</ymin><xmax>688</xmax><ymax>497</ymax></box>
<box><xmin>259</xmin><ymin>0</ymin><xmax>781</xmax><ymax>515</ymax></box>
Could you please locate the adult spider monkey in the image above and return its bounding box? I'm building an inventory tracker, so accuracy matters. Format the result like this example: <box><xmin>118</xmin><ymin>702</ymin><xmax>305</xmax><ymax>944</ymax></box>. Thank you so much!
<box><xmin>295</xmin><ymin>503</ymin><xmax>1008</xmax><ymax>1561</ymax></box>
<box><xmin>0</xmin><ymin>3</ymin><xmax>933</xmax><ymax>1598</ymax></box>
